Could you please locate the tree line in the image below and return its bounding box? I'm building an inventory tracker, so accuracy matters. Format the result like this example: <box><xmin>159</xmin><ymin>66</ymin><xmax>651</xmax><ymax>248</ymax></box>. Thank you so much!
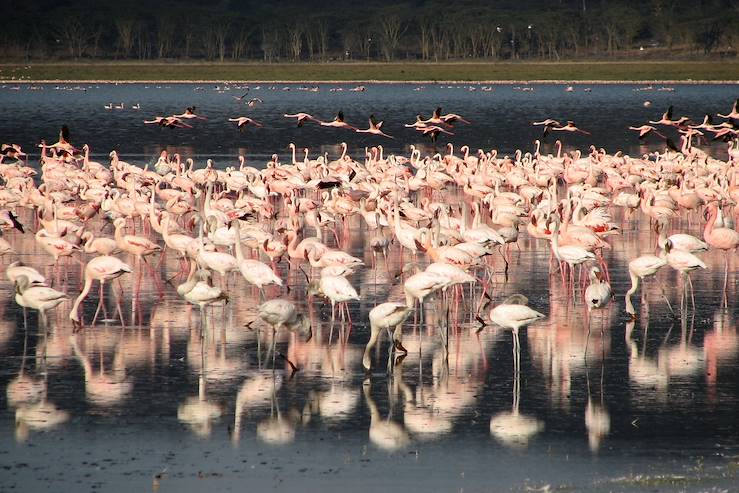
<box><xmin>1</xmin><ymin>0</ymin><xmax>737</xmax><ymax>62</ymax></box>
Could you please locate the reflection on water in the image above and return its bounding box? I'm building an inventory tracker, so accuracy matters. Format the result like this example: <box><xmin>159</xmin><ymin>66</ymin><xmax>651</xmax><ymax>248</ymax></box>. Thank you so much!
<box><xmin>1</xmin><ymin>212</ymin><xmax>736</xmax><ymax>490</ymax></box>
<box><xmin>0</xmin><ymin>84</ymin><xmax>737</xmax><ymax>492</ymax></box>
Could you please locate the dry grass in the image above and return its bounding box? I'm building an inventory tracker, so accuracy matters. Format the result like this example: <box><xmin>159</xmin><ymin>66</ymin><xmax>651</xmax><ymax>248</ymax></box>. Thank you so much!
<box><xmin>1</xmin><ymin>61</ymin><xmax>737</xmax><ymax>82</ymax></box>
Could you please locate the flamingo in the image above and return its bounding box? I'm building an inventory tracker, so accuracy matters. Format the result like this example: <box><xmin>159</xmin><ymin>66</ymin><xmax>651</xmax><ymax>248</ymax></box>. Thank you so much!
<box><xmin>228</xmin><ymin>117</ymin><xmax>263</xmax><ymax>129</ymax></box>
<box><xmin>247</xmin><ymin>299</ymin><xmax>312</xmax><ymax>371</ymax></box>
<box><xmin>283</xmin><ymin>112</ymin><xmax>319</xmax><ymax>127</ymax></box>
<box><xmin>307</xmin><ymin>273</ymin><xmax>359</xmax><ymax>332</ymax></box>
<box><xmin>355</xmin><ymin>115</ymin><xmax>394</xmax><ymax>139</ymax></box>
<box><xmin>550</xmin><ymin>216</ymin><xmax>596</xmax><ymax>290</ymax></box>
<box><xmin>319</xmin><ymin>111</ymin><xmax>357</xmax><ymax>131</ymax></box>
<box><xmin>81</xmin><ymin>231</ymin><xmax>120</xmax><ymax>256</ymax></box>
<box><xmin>14</xmin><ymin>275</ymin><xmax>67</xmax><ymax>326</ymax></box>
<box><xmin>70</xmin><ymin>255</ymin><xmax>132</xmax><ymax>328</ymax></box>
<box><xmin>233</xmin><ymin>223</ymin><xmax>283</xmax><ymax>294</ymax></box>
<box><xmin>663</xmin><ymin>239</ymin><xmax>707</xmax><ymax>310</ymax></box>
<box><xmin>625</xmin><ymin>254</ymin><xmax>671</xmax><ymax>319</ymax></box>
<box><xmin>6</xmin><ymin>262</ymin><xmax>46</xmax><ymax>286</ymax></box>
<box><xmin>363</xmin><ymin>303</ymin><xmax>414</xmax><ymax>371</ymax></box>
<box><xmin>703</xmin><ymin>203</ymin><xmax>739</xmax><ymax>297</ymax></box>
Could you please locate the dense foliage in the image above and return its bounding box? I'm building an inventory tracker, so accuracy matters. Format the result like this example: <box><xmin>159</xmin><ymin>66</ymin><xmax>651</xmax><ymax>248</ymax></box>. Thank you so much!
<box><xmin>1</xmin><ymin>0</ymin><xmax>736</xmax><ymax>61</ymax></box>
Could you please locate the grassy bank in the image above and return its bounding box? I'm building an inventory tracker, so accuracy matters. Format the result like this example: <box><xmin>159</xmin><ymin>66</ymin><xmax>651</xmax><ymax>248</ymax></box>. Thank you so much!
<box><xmin>1</xmin><ymin>61</ymin><xmax>738</xmax><ymax>82</ymax></box>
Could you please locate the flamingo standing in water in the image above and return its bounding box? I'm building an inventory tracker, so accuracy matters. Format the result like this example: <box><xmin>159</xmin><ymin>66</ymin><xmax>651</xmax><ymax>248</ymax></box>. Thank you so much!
<box><xmin>14</xmin><ymin>275</ymin><xmax>67</xmax><ymax>327</ymax></box>
<box><xmin>583</xmin><ymin>266</ymin><xmax>611</xmax><ymax>355</ymax></box>
<box><xmin>113</xmin><ymin>218</ymin><xmax>161</xmax><ymax>294</ymax></box>
<box><xmin>703</xmin><ymin>203</ymin><xmax>739</xmax><ymax>299</ymax></box>
<box><xmin>663</xmin><ymin>239</ymin><xmax>707</xmax><ymax>310</ymax></box>
<box><xmin>363</xmin><ymin>302</ymin><xmax>414</xmax><ymax>372</ymax></box>
<box><xmin>247</xmin><ymin>299</ymin><xmax>312</xmax><ymax>371</ymax></box>
<box><xmin>70</xmin><ymin>255</ymin><xmax>132</xmax><ymax>328</ymax></box>
<box><xmin>624</xmin><ymin>254</ymin><xmax>671</xmax><ymax>319</ymax></box>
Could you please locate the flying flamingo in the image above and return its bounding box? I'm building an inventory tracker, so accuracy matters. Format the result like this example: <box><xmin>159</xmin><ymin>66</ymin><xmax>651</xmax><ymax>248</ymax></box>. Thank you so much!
<box><xmin>320</xmin><ymin>111</ymin><xmax>357</xmax><ymax>131</ymax></box>
<box><xmin>144</xmin><ymin>116</ymin><xmax>192</xmax><ymax>129</ymax></box>
<box><xmin>628</xmin><ymin>125</ymin><xmax>666</xmax><ymax>140</ymax></box>
<box><xmin>549</xmin><ymin>121</ymin><xmax>591</xmax><ymax>136</ymax></box>
<box><xmin>173</xmin><ymin>107</ymin><xmax>207</xmax><ymax>120</ymax></box>
<box><xmin>717</xmin><ymin>98</ymin><xmax>739</xmax><ymax>119</ymax></box>
<box><xmin>355</xmin><ymin>115</ymin><xmax>394</xmax><ymax>139</ymax></box>
<box><xmin>415</xmin><ymin>125</ymin><xmax>454</xmax><ymax>142</ymax></box>
<box><xmin>283</xmin><ymin>113</ymin><xmax>319</xmax><ymax>127</ymax></box>
<box><xmin>228</xmin><ymin>117</ymin><xmax>263</xmax><ymax>130</ymax></box>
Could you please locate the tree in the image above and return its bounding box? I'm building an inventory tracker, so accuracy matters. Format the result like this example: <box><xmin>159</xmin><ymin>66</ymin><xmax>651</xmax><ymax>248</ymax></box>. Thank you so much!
<box><xmin>115</xmin><ymin>18</ymin><xmax>136</xmax><ymax>58</ymax></box>
<box><xmin>287</xmin><ymin>24</ymin><xmax>303</xmax><ymax>61</ymax></box>
<box><xmin>157</xmin><ymin>15</ymin><xmax>176</xmax><ymax>59</ymax></box>
<box><xmin>317</xmin><ymin>18</ymin><xmax>330</xmax><ymax>61</ymax></box>
<box><xmin>213</xmin><ymin>18</ymin><xmax>231</xmax><ymax>62</ymax></box>
<box><xmin>55</xmin><ymin>15</ymin><xmax>92</xmax><ymax>59</ymax></box>
<box><xmin>378</xmin><ymin>14</ymin><xmax>405</xmax><ymax>61</ymax></box>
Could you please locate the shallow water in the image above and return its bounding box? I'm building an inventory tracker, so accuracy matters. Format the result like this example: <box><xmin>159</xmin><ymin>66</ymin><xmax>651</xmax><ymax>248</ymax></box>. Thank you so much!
<box><xmin>1</xmin><ymin>83</ymin><xmax>738</xmax><ymax>492</ymax></box>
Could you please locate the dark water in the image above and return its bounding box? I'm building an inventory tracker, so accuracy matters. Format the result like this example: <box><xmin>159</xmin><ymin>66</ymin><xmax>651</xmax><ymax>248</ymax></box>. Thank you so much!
<box><xmin>1</xmin><ymin>82</ymin><xmax>737</xmax><ymax>165</ymax></box>
<box><xmin>0</xmin><ymin>83</ymin><xmax>738</xmax><ymax>492</ymax></box>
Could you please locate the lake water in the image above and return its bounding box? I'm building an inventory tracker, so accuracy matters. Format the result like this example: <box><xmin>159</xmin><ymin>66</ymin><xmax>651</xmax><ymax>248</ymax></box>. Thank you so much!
<box><xmin>1</xmin><ymin>82</ymin><xmax>737</xmax><ymax>164</ymax></box>
<box><xmin>0</xmin><ymin>83</ymin><xmax>738</xmax><ymax>492</ymax></box>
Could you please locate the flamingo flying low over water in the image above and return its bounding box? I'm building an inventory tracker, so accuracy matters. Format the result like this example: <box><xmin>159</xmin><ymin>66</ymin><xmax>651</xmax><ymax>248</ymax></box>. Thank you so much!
<box><xmin>283</xmin><ymin>112</ymin><xmax>319</xmax><ymax>127</ymax></box>
<box><xmin>229</xmin><ymin>117</ymin><xmax>263</xmax><ymax>129</ymax></box>
<box><xmin>355</xmin><ymin>115</ymin><xmax>394</xmax><ymax>139</ymax></box>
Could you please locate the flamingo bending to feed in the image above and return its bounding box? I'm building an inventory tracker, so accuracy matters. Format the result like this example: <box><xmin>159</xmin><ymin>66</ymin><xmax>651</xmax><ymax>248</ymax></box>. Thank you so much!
<box><xmin>363</xmin><ymin>302</ymin><xmax>414</xmax><ymax>372</ymax></box>
<box><xmin>70</xmin><ymin>255</ymin><xmax>132</xmax><ymax>328</ymax></box>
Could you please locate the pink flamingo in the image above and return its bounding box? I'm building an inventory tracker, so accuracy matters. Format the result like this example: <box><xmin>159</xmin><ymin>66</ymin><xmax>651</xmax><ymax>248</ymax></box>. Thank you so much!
<box><xmin>70</xmin><ymin>255</ymin><xmax>132</xmax><ymax>328</ymax></box>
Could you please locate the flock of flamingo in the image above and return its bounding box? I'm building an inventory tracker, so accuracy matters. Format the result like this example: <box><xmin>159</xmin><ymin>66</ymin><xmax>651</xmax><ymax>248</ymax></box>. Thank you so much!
<box><xmin>0</xmin><ymin>96</ymin><xmax>738</xmax><ymax>380</ymax></box>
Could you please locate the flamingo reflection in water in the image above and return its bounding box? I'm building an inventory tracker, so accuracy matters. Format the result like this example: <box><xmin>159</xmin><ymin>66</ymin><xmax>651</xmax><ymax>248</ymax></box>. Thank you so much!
<box><xmin>485</xmin><ymin>294</ymin><xmax>546</xmax><ymax>448</ymax></box>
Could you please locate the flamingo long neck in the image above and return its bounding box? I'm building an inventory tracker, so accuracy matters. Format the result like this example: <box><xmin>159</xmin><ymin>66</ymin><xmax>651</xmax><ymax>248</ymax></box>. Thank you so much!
<box><xmin>287</xmin><ymin>231</ymin><xmax>299</xmax><ymax>258</ymax></box>
<box><xmin>362</xmin><ymin>323</ymin><xmax>381</xmax><ymax>369</ymax></box>
<box><xmin>704</xmin><ymin>207</ymin><xmax>717</xmax><ymax>240</ymax></box>
<box><xmin>70</xmin><ymin>276</ymin><xmax>94</xmax><ymax>322</ymax></box>
<box><xmin>461</xmin><ymin>203</ymin><xmax>469</xmax><ymax>234</ymax></box>
<box><xmin>114</xmin><ymin>222</ymin><xmax>124</xmax><ymax>248</ymax></box>
<box><xmin>83</xmin><ymin>234</ymin><xmax>95</xmax><ymax>253</ymax></box>
<box><xmin>233</xmin><ymin>224</ymin><xmax>245</xmax><ymax>261</ymax></box>
<box><xmin>624</xmin><ymin>271</ymin><xmax>640</xmax><ymax>315</ymax></box>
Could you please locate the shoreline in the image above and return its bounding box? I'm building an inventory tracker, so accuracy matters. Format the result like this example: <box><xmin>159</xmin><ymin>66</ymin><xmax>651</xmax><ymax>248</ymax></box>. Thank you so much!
<box><xmin>5</xmin><ymin>79</ymin><xmax>738</xmax><ymax>84</ymax></box>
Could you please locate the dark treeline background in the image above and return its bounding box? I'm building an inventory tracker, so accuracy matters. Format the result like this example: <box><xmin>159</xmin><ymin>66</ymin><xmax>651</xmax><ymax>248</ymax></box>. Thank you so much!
<box><xmin>1</xmin><ymin>0</ymin><xmax>737</xmax><ymax>62</ymax></box>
